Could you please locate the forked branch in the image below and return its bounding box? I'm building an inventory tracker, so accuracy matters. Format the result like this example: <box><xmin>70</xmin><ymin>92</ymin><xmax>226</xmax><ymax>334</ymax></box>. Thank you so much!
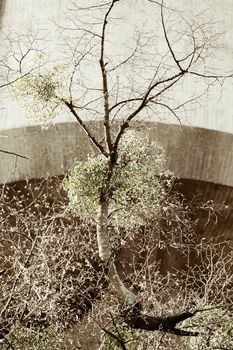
<box><xmin>99</xmin><ymin>0</ymin><xmax>120</xmax><ymax>153</ymax></box>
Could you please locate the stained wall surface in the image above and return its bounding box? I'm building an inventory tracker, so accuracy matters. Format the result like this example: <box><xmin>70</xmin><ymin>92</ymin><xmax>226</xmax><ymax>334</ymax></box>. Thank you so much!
<box><xmin>0</xmin><ymin>122</ymin><xmax>233</xmax><ymax>187</ymax></box>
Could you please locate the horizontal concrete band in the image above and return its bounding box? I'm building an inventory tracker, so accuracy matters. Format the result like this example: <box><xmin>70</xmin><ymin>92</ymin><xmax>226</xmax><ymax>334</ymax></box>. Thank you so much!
<box><xmin>0</xmin><ymin>122</ymin><xmax>232</xmax><ymax>186</ymax></box>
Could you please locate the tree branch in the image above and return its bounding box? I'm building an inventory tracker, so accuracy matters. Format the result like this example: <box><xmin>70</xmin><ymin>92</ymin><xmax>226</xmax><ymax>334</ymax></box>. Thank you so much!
<box><xmin>101</xmin><ymin>326</ymin><xmax>129</xmax><ymax>350</ymax></box>
<box><xmin>160</xmin><ymin>0</ymin><xmax>184</xmax><ymax>72</ymax></box>
<box><xmin>64</xmin><ymin>101</ymin><xmax>109</xmax><ymax>157</ymax></box>
<box><xmin>99</xmin><ymin>0</ymin><xmax>119</xmax><ymax>153</ymax></box>
<box><xmin>189</xmin><ymin>71</ymin><xmax>233</xmax><ymax>79</ymax></box>
<box><xmin>125</xmin><ymin>310</ymin><xmax>199</xmax><ymax>336</ymax></box>
<box><xmin>113</xmin><ymin>71</ymin><xmax>185</xmax><ymax>158</ymax></box>
<box><xmin>0</xmin><ymin>149</ymin><xmax>29</xmax><ymax>159</ymax></box>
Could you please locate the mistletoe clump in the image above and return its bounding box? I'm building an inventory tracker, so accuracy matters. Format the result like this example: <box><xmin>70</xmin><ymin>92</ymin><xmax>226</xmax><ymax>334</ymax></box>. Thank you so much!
<box><xmin>64</xmin><ymin>130</ymin><xmax>174</xmax><ymax>228</ymax></box>
<box><xmin>13</xmin><ymin>65</ymin><xmax>67</xmax><ymax>124</ymax></box>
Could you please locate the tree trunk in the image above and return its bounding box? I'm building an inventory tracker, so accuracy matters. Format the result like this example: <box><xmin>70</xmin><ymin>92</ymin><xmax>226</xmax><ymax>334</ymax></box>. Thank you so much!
<box><xmin>96</xmin><ymin>202</ymin><xmax>136</xmax><ymax>305</ymax></box>
<box><xmin>96</xmin><ymin>202</ymin><xmax>198</xmax><ymax>337</ymax></box>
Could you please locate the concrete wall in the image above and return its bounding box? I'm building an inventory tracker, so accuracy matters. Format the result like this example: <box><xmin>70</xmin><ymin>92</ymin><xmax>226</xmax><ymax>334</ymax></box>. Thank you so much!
<box><xmin>1</xmin><ymin>122</ymin><xmax>233</xmax><ymax>186</ymax></box>
<box><xmin>0</xmin><ymin>0</ymin><xmax>6</xmax><ymax>28</ymax></box>
<box><xmin>0</xmin><ymin>1</ymin><xmax>232</xmax><ymax>185</ymax></box>
<box><xmin>0</xmin><ymin>0</ymin><xmax>233</xmax><ymax>130</ymax></box>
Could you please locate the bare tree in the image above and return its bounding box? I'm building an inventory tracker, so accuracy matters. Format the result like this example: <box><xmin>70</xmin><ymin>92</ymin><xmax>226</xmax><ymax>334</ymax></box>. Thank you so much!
<box><xmin>1</xmin><ymin>1</ymin><xmax>233</xmax><ymax>349</ymax></box>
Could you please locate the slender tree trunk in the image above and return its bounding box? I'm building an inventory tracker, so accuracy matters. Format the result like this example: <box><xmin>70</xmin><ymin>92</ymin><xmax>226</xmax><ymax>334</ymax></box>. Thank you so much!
<box><xmin>96</xmin><ymin>201</ymin><xmax>111</xmax><ymax>263</ymax></box>
<box><xmin>96</xmin><ymin>201</ymin><xmax>136</xmax><ymax>305</ymax></box>
<box><xmin>96</xmin><ymin>202</ymin><xmax>198</xmax><ymax>337</ymax></box>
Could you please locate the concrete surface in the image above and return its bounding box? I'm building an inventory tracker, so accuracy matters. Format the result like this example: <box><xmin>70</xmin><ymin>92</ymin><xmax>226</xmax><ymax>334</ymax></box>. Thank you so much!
<box><xmin>0</xmin><ymin>122</ymin><xmax>232</xmax><ymax>186</ymax></box>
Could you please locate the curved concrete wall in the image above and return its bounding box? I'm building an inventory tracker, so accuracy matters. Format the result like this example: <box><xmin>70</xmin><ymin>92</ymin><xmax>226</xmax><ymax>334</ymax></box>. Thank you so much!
<box><xmin>0</xmin><ymin>0</ymin><xmax>232</xmax><ymax>186</ymax></box>
<box><xmin>0</xmin><ymin>122</ymin><xmax>232</xmax><ymax>186</ymax></box>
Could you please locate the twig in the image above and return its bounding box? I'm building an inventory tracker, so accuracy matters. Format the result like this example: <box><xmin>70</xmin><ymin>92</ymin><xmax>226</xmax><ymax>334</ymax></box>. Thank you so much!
<box><xmin>0</xmin><ymin>149</ymin><xmax>28</xmax><ymax>160</ymax></box>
